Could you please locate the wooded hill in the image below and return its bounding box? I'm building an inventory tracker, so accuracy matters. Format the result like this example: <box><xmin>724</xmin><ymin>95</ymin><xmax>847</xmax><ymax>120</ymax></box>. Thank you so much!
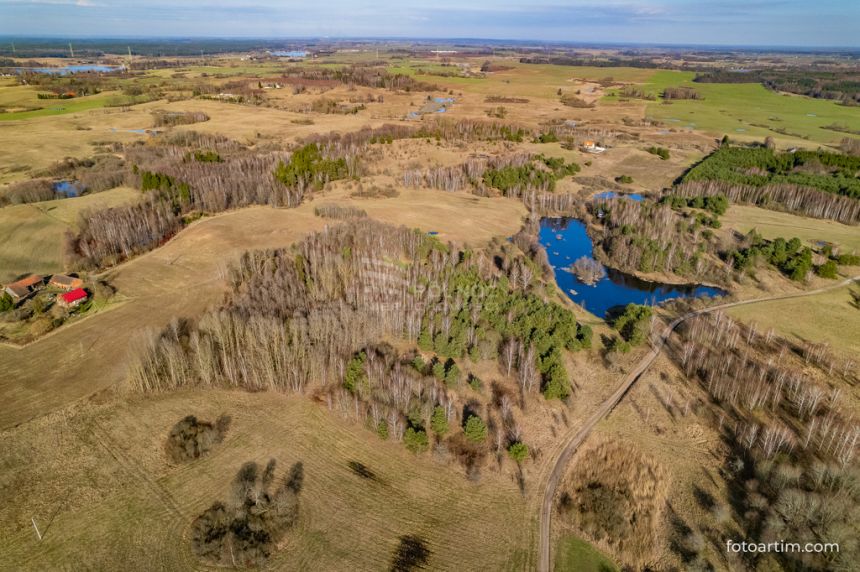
<box><xmin>129</xmin><ymin>220</ymin><xmax>592</xmax><ymax>472</ymax></box>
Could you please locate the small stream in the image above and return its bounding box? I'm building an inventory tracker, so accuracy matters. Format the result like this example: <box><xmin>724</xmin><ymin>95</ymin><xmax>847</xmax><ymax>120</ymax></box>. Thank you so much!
<box><xmin>539</xmin><ymin>217</ymin><xmax>727</xmax><ymax>318</ymax></box>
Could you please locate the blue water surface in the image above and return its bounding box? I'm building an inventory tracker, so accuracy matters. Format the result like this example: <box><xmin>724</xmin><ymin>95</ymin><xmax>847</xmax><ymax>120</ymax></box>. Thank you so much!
<box><xmin>270</xmin><ymin>51</ymin><xmax>308</xmax><ymax>58</ymax></box>
<box><xmin>53</xmin><ymin>180</ymin><xmax>84</xmax><ymax>197</ymax></box>
<box><xmin>539</xmin><ymin>217</ymin><xmax>727</xmax><ymax>318</ymax></box>
<box><xmin>17</xmin><ymin>64</ymin><xmax>120</xmax><ymax>75</ymax></box>
<box><xmin>593</xmin><ymin>191</ymin><xmax>644</xmax><ymax>202</ymax></box>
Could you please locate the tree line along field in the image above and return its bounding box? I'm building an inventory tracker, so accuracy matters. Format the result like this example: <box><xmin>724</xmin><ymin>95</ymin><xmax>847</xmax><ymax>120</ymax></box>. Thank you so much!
<box><xmin>0</xmin><ymin>46</ymin><xmax>858</xmax><ymax>572</ymax></box>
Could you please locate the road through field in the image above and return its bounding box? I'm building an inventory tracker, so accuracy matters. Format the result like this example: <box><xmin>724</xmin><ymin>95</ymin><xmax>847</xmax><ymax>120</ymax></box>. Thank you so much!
<box><xmin>536</xmin><ymin>275</ymin><xmax>860</xmax><ymax>572</ymax></box>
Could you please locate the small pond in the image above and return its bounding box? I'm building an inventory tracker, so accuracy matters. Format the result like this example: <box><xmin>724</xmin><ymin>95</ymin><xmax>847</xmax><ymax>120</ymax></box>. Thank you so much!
<box><xmin>539</xmin><ymin>217</ymin><xmax>727</xmax><ymax>318</ymax></box>
<box><xmin>593</xmin><ymin>191</ymin><xmax>644</xmax><ymax>202</ymax></box>
<box><xmin>53</xmin><ymin>180</ymin><xmax>84</xmax><ymax>197</ymax></box>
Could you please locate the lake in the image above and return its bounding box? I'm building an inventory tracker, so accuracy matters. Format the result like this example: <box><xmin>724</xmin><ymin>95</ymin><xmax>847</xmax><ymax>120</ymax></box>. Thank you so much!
<box><xmin>270</xmin><ymin>51</ymin><xmax>308</xmax><ymax>58</ymax></box>
<box><xmin>539</xmin><ymin>217</ymin><xmax>727</xmax><ymax>318</ymax></box>
<box><xmin>16</xmin><ymin>64</ymin><xmax>121</xmax><ymax>75</ymax></box>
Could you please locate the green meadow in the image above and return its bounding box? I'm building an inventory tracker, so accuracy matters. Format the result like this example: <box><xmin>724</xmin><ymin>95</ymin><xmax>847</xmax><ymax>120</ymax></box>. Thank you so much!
<box><xmin>606</xmin><ymin>69</ymin><xmax>860</xmax><ymax>147</ymax></box>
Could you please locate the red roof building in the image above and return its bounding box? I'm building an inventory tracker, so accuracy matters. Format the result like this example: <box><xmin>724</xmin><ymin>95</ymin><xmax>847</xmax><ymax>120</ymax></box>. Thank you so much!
<box><xmin>4</xmin><ymin>274</ymin><xmax>44</xmax><ymax>300</ymax></box>
<box><xmin>58</xmin><ymin>288</ymin><xmax>88</xmax><ymax>308</ymax></box>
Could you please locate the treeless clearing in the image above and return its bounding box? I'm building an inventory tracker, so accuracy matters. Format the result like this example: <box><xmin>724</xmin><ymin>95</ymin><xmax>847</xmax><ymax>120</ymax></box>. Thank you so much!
<box><xmin>720</xmin><ymin>204</ymin><xmax>860</xmax><ymax>253</ymax></box>
<box><xmin>0</xmin><ymin>391</ymin><xmax>531</xmax><ymax>571</ymax></box>
<box><xmin>0</xmin><ymin>189</ymin><xmax>525</xmax><ymax>429</ymax></box>
<box><xmin>0</xmin><ymin>187</ymin><xmax>140</xmax><ymax>282</ymax></box>
<box><xmin>726</xmin><ymin>284</ymin><xmax>860</xmax><ymax>356</ymax></box>
<box><xmin>0</xmin><ymin>109</ymin><xmax>152</xmax><ymax>183</ymax></box>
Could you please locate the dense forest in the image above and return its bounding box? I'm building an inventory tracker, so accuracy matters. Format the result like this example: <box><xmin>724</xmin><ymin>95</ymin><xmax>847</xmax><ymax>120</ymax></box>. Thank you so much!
<box><xmin>677</xmin><ymin>146</ymin><xmax>860</xmax><ymax>223</ymax></box>
<box><xmin>129</xmin><ymin>221</ymin><xmax>592</xmax><ymax>473</ymax></box>
<box><xmin>402</xmin><ymin>153</ymin><xmax>580</xmax><ymax>196</ymax></box>
<box><xmin>682</xmin><ymin>146</ymin><xmax>860</xmax><ymax>199</ymax></box>
<box><xmin>281</xmin><ymin>64</ymin><xmax>439</xmax><ymax>92</ymax></box>
<box><xmin>590</xmin><ymin>198</ymin><xmax>726</xmax><ymax>281</ymax></box>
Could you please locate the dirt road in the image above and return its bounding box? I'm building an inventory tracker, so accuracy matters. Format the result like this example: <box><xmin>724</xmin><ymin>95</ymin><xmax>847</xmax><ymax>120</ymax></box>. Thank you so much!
<box><xmin>536</xmin><ymin>275</ymin><xmax>860</xmax><ymax>572</ymax></box>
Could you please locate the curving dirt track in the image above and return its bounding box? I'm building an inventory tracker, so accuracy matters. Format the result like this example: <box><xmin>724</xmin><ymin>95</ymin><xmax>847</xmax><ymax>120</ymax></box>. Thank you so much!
<box><xmin>536</xmin><ymin>275</ymin><xmax>860</xmax><ymax>572</ymax></box>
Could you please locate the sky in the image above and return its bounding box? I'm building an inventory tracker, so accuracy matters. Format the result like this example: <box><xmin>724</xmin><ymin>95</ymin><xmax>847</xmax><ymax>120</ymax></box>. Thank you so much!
<box><xmin>0</xmin><ymin>0</ymin><xmax>858</xmax><ymax>48</ymax></box>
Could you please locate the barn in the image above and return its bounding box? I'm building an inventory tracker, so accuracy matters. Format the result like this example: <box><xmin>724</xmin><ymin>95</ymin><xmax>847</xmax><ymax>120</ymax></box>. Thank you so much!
<box><xmin>4</xmin><ymin>274</ymin><xmax>44</xmax><ymax>302</ymax></box>
<box><xmin>58</xmin><ymin>288</ymin><xmax>88</xmax><ymax>308</ymax></box>
<box><xmin>49</xmin><ymin>274</ymin><xmax>84</xmax><ymax>291</ymax></box>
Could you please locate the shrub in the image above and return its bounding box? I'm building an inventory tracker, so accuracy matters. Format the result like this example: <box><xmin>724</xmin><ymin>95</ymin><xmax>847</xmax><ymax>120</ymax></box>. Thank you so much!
<box><xmin>535</xmin><ymin>132</ymin><xmax>559</xmax><ymax>144</ymax></box>
<box><xmin>615</xmin><ymin>175</ymin><xmax>633</xmax><ymax>184</ymax></box>
<box><xmin>190</xmin><ymin>459</ymin><xmax>302</xmax><ymax>567</ymax></box>
<box><xmin>431</xmin><ymin>406</ymin><xmax>449</xmax><ymax>436</ymax></box>
<box><xmin>815</xmin><ymin>260</ymin><xmax>838</xmax><ymax>278</ymax></box>
<box><xmin>343</xmin><ymin>351</ymin><xmax>367</xmax><ymax>393</ymax></box>
<box><xmin>646</xmin><ymin>146</ymin><xmax>670</xmax><ymax>160</ymax></box>
<box><xmin>836</xmin><ymin>253</ymin><xmax>860</xmax><ymax>266</ymax></box>
<box><xmin>376</xmin><ymin>419</ymin><xmax>389</xmax><ymax>440</ymax></box>
<box><xmin>390</xmin><ymin>535</ymin><xmax>430</xmax><ymax>571</ymax></box>
<box><xmin>464</xmin><ymin>415</ymin><xmax>488</xmax><ymax>443</ymax></box>
<box><xmin>165</xmin><ymin>414</ymin><xmax>231</xmax><ymax>463</ymax></box>
<box><xmin>404</xmin><ymin>427</ymin><xmax>429</xmax><ymax>453</ymax></box>
<box><xmin>507</xmin><ymin>442</ymin><xmax>529</xmax><ymax>463</ymax></box>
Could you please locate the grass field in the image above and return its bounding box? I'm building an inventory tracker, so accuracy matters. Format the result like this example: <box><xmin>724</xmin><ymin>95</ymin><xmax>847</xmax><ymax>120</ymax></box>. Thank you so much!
<box><xmin>603</xmin><ymin>69</ymin><xmax>860</xmax><ymax>147</ymax></box>
<box><xmin>0</xmin><ymin>89</ymin><xmax>123</xmax><ymax>122</ymax></box>
<box><xmin>394</xmin><ymin>61</ymin><xmax>651</xmax><ymax>100</ymax></box>
<box><xmin>0</xmin><ymin>390</ymin><xmax>532</xmax><ymax>571</ymax></box>
<box><xmin>720</xmin><ymin>205</ymin><xmax>860</xmax><ymax>253</ymax></box>
<box><xmin>727</xmin><ymin>284</ymin><xmax>860</xmax><ymax>357</ymax></box>
<box><xmin>0</xmin><ymin>187</ymin><xmax>140</xmax><ymax>282</ymax></box>
<box><xmin>555</xmin><ymin>535</ymin><xmax>618</xmax><ymax>572</ymax></box>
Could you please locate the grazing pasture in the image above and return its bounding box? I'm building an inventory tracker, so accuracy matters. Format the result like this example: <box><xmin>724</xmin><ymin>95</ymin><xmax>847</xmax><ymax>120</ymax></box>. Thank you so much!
<box><xmin>608</xmin><ymin>70</ymin><xmax>860</xmax><ymax>147</ymax></box>
<box><xmin>0</xmin><ymin>187</ymin><xmax>139</xmax><ymax>282</ymax></box>
<box><xmin>727</xmin><ymin>284</ymin><xmax>860</xmax><ymax>357</ymax></box>
<box><xmin>720</xmin><ymin>204</ymin><xmax>860</xmax><ymax>253</ymax></box>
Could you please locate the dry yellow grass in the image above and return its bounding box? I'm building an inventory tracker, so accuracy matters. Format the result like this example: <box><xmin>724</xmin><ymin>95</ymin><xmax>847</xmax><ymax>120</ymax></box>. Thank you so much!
<box><xmin>726</xmin><ymin>284</ymin><xmax>860</xmax><ymax>357</ymax></box>
<box><xmin>0</xmin><ymin>391</ymin><xmax>532</xmax><ymax>571</ymax></box>
<box><xmin>721</xmin><ymin>204</ymin><xmax>860</xmax><ymax>253</ymax></box>
<box><xmin>0</xmin><ymin>187</ymin><xmax>140</xmax><ymax>282</ymax></box>
<box><xmin>0</xmin><ymin>109</ymin><xmax>152</xmax><ymax>183</ymax></box>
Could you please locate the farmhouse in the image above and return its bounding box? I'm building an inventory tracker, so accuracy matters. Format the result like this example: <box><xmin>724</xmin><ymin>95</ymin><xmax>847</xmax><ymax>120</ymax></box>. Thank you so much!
<box><xmin>49</xmin><ymin>274</ymin><xmax>84</xmax><ymax>291</ymax></box>
<box><xmin>58</xmin><ymin>288</ymin><xmax>88</xmax><ymax>308</ymax></box>
<box><xmin>4</xmin><ymin>274</ymin><xmax>44</xmax><ymax>302</ymax></box>
<box><xmin>581</xmin><ymin>140</ymin><xmax>606</xmax><ymax>154</ymax></box>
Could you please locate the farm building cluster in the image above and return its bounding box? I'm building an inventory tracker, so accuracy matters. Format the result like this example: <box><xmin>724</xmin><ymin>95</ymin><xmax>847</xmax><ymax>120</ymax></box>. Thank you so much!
<box><xmin>3</xmin><ymin>273</ymin><xmax>88</xmax><ymax>308</ymax></box>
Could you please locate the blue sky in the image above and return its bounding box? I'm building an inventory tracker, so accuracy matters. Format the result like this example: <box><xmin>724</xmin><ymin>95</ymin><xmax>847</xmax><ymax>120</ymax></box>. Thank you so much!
<box><xmin>0</xmin><ymin>0</ymin><xmax>857</xmax><ymax>47</ymax></box>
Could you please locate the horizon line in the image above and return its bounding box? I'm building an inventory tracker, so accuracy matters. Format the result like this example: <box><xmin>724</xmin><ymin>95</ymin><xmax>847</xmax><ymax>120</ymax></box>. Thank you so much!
<box><xmin>0</xmin><ymin>35</ymin><xmax>858</xmax><ymax>52</ymax></box>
